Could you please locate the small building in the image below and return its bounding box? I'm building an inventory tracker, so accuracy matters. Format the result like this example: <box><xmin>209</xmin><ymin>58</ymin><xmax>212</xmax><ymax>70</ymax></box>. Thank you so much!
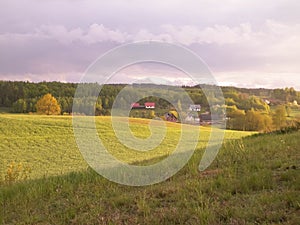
<box><xmin>185</xmin><ymin>114</ymin><xmax>194</xmax><ymax>122</ymax></box>
<box><xmin>165</xmin><ymin>111</ymin><xmax>178</xmax><ymax>122</ymax></box>
<box><xmin>145</xmin><ymin>102</ymin><xmax>155</xmax><ymax>109</ymax></box>
<box><xmin>264</xmin><ymin>99</ymin><xmax>271</xmax><ymax>105</ymax></box>
<box><xmin>131</xmin><ymin>103</ymin><xmax>144</xmax><ymax>109</ymax></box>
<box><xmin>185</xmin><ymin>113</ymin><xmax>200</xmax><ymax>124</ymax></box>
<box><xmin>189</xmin><ymin>104</ymin><xmax>201</xmax><ymax>111</ymax></box>
<box><xmin>200</xmin><ymin>112</ymin><xmax>212</xmax><ymax>125</ymax></box>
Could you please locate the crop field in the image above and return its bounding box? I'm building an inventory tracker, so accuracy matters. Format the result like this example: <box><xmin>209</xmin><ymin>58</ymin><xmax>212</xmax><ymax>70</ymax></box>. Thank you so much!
<box><xmin>0</xmin><ymin>114</ymin><xmax>253</xmax><ymax>180</ymax></box>
<box><xmin>1</xmin><ymin>114</ymin><xmax>299</xmax><ymax>224</ymax></box>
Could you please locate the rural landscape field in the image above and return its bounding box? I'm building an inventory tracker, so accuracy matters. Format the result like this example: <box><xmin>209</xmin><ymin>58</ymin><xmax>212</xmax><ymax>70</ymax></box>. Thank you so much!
<box><xmin>1</xmin><ymin>79</ymin><xmax>300</xmax><ymax>225</ymax></box>
<box><xmin>2</xmin><ymin>1</ymin><xmax>300</xmax><ymax>224</ymax></box>
<box><xmin>0</xmin><ymin>113</ymin><xmax>253</xmax><ymax>179</ymax></box>
<box><xmin>1</xmin><ymin>112</ymin><xmax>299</xmax><ymax>224</ymax></box>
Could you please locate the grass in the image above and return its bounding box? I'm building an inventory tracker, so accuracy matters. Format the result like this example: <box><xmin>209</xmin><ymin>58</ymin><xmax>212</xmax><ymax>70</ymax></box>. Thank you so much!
<box><xmin>0</xmin><ymin>114</ymin><xmax>87</xmax><ymax>180</ymax></box>
<box><xmin>1</xmin><ymin>114</ymin><xmax>299</xmax><ymax>224</ymax></box>
<box><xmin>0</xmin><ymin>114</ymin><xmax>252</xmax><ymax>180</ymax></box>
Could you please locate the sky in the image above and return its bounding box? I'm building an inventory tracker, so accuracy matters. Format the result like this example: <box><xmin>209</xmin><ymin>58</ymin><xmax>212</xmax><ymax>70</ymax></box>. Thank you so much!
<box><xmin>0</xmin><ymin>0</ymin><xmax>300</xmax><ymax>89</ymax></box>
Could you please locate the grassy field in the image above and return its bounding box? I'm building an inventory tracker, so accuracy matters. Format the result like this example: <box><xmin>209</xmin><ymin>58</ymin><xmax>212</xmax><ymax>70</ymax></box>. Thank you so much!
<box><xmin>1</xmin><ymin>114</ymin><xmax>299</xmax><ymax>224</ymax></box>
<box><xmin>0</xmin><ymin>114</ymin><xmax>252</xmax><ymax>180</ymax></box>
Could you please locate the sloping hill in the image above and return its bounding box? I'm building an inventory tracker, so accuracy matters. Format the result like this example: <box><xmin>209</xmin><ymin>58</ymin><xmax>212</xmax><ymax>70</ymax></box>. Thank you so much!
<box><xmin>0</xmin><ymin>114</ymin><xmax>252</xmax><ymax>179</ymax></box>
<box><xmin>1</xmin><ymin>129</ymin><xmax>299</xmax><ymax>224</ymax></box>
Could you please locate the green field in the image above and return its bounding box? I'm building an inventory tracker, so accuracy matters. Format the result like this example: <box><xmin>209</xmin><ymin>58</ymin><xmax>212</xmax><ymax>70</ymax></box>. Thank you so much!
<box><xmin>0</xmin><ymin>114</ymin><xmax>253</xmax><ymax>180</ymax></box>
<box><xmin>1</xmin><ymin>114</ymin><xmax>299</xmax><ymax>224</ymax></box>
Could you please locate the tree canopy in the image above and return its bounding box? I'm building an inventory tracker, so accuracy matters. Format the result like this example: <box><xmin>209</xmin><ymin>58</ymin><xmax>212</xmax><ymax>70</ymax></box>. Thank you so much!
<box><xmin>36</xmin><ymin>93</ymin><xmax>61</xmax><ymax>115</ymax></box>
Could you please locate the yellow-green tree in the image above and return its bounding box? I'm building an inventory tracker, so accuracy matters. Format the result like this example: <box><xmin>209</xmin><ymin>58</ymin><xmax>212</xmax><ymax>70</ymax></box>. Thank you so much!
<box><xmin>245</xmin><ymin>109</ymin><xmax>264</xmax><ymax>131</ymax></box>
<box><xmin>226</xmin><ymin>105</ymin><xmax>246</xmax><ymax>130</ymax></box>
<box><xmin>273</xmin><ymin>105</ymin><xmax>287</xmax><ymax>130</ymax></box>
<box><xmin>36</xmin><ymin>93</ymin><xmax>61</xmax><ymax>115</ymax></box>
<box><xmin>149</xmin><ymin>110</ymin><xmax>156</xmax><ymax>119</ymax></box>
<box><xmin>263</xmin><ymin>114</ymin><xmax>273</xmax><ymax>132</ymax></box>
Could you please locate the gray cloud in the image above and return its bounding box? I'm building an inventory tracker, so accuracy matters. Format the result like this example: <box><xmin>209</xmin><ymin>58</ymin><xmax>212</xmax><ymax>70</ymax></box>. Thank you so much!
<box><xmin>0</xmin><ymin>0</ymin><xmax>299</xmax><ymax>88</ymax></box>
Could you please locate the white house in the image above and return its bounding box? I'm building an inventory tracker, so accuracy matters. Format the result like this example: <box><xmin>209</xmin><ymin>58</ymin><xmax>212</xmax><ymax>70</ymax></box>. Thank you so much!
<box><xmin>189</xmin><ymin>104</ymin><xmax>201</xmax><ymax>111</ymax></box>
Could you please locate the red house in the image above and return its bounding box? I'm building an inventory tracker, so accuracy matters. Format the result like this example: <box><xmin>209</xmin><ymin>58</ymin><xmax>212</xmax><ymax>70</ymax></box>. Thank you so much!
<box><xmin>144</xmin><ymin>102</ymin><xmax>155</xmax><ymax>109</ymax></box>
<box><xmin>131</xmin><ymin>103</ymin><xmax>144</xmax><ymax>109</ymax></box>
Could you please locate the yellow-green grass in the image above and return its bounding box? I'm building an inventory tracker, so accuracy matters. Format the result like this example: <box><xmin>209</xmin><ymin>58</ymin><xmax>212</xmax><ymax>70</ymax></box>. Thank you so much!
<box><xmin>0</xmin><ymin>118</ymin><xmax>299</xmax><ymax>224</ymax></box>
<box><xmin>0</xmin><ymin>114</ymin><xmax>254</xmax><ymax>181</ymax></box>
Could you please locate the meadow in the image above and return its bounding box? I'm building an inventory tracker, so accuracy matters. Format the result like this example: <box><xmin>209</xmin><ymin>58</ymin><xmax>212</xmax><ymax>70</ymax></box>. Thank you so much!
<box><xmin>0</xmin><ymin>114</ymin><xmax>299</xmax><ymax>224</ymax></box>
<box><xmin>0</xmin><ymin>114</ymin><xmax>252</xmax><ymax>180</ymax></box>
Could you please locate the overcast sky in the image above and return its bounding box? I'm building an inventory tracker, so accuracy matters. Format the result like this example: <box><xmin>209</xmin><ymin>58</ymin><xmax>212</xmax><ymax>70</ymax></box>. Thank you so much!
<box><xmin>1</xmin><ymin>0</ymin><xmax>300</xmax><ymax>89</ymax></box>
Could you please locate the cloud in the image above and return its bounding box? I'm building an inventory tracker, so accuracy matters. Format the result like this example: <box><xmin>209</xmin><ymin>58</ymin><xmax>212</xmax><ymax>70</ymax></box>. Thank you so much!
<box><xmin>0</xmin><ymin>72</ymin><xmax>82</xmax><ymax>83</ymax></box>
<box><xmin>83</xmin><ymin>24</ymin><xmax>129</xmax><ymax>44</ymax></box>
<box><xmin>37</xmin><ymin>24</ymin><xmax>130</xmax><ymax>44</ymax></box>
<box><xmin>215</xmin><ymin>71</ymin><xmax>300</xmax><ymax>90</ymax></box>
<box><xmin>0</xmin><ymin>24</ymin><xmax>129</xmax><ymax>45</ymax></box>
<box><xmin>1</xmin><ymin>20</ymin><xmax>300</xmax><ymax>87</ymax></box>
<box><xmin>2</xmin><ymin>20</ymin><xmax>300</xmax><ymax>48</ymax></box>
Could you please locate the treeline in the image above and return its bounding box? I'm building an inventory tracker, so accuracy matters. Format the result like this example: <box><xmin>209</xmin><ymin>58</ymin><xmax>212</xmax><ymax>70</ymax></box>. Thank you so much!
<box><xmin>1</xmin><ymin>81</ymin><xmax>299</xmax><ymax>132</ymax></box>
<box><xmin>0</xmin><ymin>81</ymin><xmax>123</xmax><ymax>115</ymax></box>
<box><xmin>0</xmin><ymin>81</ymin><xmax>76</xmax><ymax>114</ymax></box>
<box><xmin>223</xmin><ymin>88</ymin><xmax>299</xmax><ymax>132</ymax></box>
<box><xmin>222</xmin><ymin>86</ymin><xmax>300</xmax><ymax>103</ymax></box>
<box><xmin>0</xmin><ymin>81</ymin><xmax>218</xmax><ymax>115</ymax></box>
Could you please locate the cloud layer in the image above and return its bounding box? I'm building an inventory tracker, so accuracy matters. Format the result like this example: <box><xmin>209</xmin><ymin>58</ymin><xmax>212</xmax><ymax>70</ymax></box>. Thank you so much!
<box><xmin>0</xmin><ymin>0</ymin><xmax>299</xmax><ymax>88</ymax></box>
<box><xmin>2</xmin><ymin>20</ymin><xmax>300</xmax><ymax>46</ymax></box>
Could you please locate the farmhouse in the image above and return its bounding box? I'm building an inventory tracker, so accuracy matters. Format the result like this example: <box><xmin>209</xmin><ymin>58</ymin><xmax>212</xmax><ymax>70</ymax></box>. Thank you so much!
<box><xmin>131</xmin><ymin>102</ymin><xmax>156</xmax><ymax>109</ymax></box>
<box><xmin>145</xmin><ymin>102</ymin><xmax>155</xmax><ymax>109</ymax></box>
<box><xmin>131</xmin><ymin>103</ymin><xmax>144</xmax><ymax>109</ymax></box>
<box><xmin>189</xmin><ymin>104</ymin><xmax>201</xmax><ymax>111</ymax></box>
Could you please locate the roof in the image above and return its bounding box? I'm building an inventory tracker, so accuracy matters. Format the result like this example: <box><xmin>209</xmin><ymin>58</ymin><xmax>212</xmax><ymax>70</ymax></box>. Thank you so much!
<box><xmin>200</xmin><ymin>112</ymin><xmax>212</xmax><ymax>121</ymax></box>
<box><xmin>168</xmin><ymin>111</ymin><xmax>178</xmax><ymax>119</ymax></box>
<box><xmin>131</xmin><ymin>103</ymin><xmax>140</xmax><ymax>107</ymax></box>
<box><xmin>144</xmin><ymin>102</ymin><xmax>155</xmax><ymax>107</ymax></box>
<box><xmin>131</xmin><ymin>103</ymin><xmax>144</xmax><ymax>108</ymax></box>
<box><xmin>189</xmin><ymin>104</ymin><xmax>201</xmax><ymax>111</ymax></box>
<box><xmin>190</xmin><ymin>104</ymin><xmax>201</xmax><ymax>108</ymax></box>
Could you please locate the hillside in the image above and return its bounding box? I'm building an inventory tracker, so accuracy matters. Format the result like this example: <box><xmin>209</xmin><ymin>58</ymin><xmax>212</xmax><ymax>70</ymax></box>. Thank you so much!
<box><xmin>0</xmin><ymin>115</ymin><xmax>299</xmax><ymax>224</ymax></box>
<box><xmin>0</xmin><ymin>114</ymin><xmax>252</xmax><ymax>180</ymax></box>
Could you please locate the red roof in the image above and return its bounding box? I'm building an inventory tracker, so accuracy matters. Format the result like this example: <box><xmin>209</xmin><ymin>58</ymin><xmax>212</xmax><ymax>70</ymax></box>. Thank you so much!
<box><xmin>131</xmin><ymin>103</ymin><xmax>141</xmax><ymax>108</ymax></box>
<box><xmin>144</xmin><ymin>102</ymin><xmax>155</xmax><ymax>107</ymax></box>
